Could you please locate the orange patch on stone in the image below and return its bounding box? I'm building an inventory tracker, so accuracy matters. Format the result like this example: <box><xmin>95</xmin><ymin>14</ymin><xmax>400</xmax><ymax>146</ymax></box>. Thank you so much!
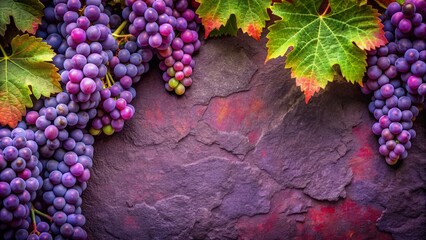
<box><xmin>205</xmin><ymin>95</ymin><xmax>264</xmax><ymax>132</ymax></box>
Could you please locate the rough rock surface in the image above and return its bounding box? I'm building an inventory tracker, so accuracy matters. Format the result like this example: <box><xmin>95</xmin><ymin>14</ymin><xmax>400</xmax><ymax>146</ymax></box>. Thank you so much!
<box><xmin>83</xmin><ymin>33</ymin><xmax>426</xmax><ymax>239</ymax></box>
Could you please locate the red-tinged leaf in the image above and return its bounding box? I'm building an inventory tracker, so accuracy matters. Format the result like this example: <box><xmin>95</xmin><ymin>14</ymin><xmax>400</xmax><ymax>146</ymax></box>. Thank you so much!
<box><xmin>266</xmin><ymin>0</ymin><xmax>387</xmax><ymax>102</ymax></box>
<box><xmin>294</xmin><ymin>75</ymin><xmax>321</xmax><ymax>104</ymax></box>
<box><xmin>0</xmin><ymin>35</ymin><xmax>61</xmax><ymax>127</ymax></box>
<box><xmin>0</xmin><ymin>0</ymin><xmax>44</xmax><ymax>36</ymax></box>
<box><xmin>195</xmin><ymin>0</ymin><xmax>271</xmax><ymax>40</ymax></box>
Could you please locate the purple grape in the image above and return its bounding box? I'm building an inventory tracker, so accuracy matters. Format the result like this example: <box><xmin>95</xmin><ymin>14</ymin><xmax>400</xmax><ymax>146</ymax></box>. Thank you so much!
<box><xmin>395</xmin><ymin>57</ymin><xmax>410</xmax><ymax>72</ymax></box>
<box><xmin>377</xmin><ymin>57</ymin><xmax>391</xmax><ymax>70</ymax></box>
<box><xmin>410</xmin><ymin>60</ymin><xmax>426</xmax><ymax>76</ymax></box>
<box><xmin>144</xmin><ymin>8</ymin><xmax>158</xmax><ymax>22</ymax></box>
<box><xmin>388</xmin><ymin>107</ymin><xmax>402</xmax><ymax>122</ymax></box>
<box><xmin>402</xmin><ymin>2</ymin><xmax>416</xmax><ymax>17</ymax></box>
<box><xmin>380</xmin><ymin>84</ymin><xmax>394</xmax><ymax>98</ymax></box>
<box><xmin>149</xmin><ymin>33</ymin><xmax>162</xmax><ymax>48</ymax></box>
<box><xmin>399</xmin><ymin>18</ymin><xmax>412</xmax><ymax>33</ymax></box>
<box><xmin>397</xmin><ymin>38</ymin><xmax>413</xmax><ymax>53</ymax></box>
<box><xmin>146</xmin><ymin>22</ymin><xmax>159</xmax><ymax>34</ymax></box>
<box><xmin>407</xmin><ymin>75</ymin><xmax>422</xmax><ymax>90</ymax></box>
<box><xmin>44</xmin><ymin>125</ymin><xmax>59</xmax><ymax>140</ymax></box>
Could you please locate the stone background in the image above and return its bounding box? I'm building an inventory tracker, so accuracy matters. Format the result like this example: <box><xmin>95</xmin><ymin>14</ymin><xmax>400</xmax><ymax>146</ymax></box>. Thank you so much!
<box><xmin>82</xmin><ymin>33</ymin><xmax>426</xmax><ymax>239</ymax></box>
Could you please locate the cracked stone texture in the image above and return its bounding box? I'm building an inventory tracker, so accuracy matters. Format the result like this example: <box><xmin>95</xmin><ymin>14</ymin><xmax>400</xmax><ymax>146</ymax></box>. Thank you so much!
<box><xmin>83</xmin><ymin>33</ymin><xmax>426</xmax><ymax>239</ymax></box>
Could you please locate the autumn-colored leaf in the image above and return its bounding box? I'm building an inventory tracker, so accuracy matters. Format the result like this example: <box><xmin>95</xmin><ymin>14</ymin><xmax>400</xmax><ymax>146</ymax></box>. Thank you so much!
<box><xmin>195</xmin><ymin>0</ymin><xmax>271</xmax><ymax>40</ymax></box>
<box><xmin>0</xmin><ymin>34</ymin><xmax>61</xmax><ymax>127</ymax></box>
<box><xmin>266</xmin><ymin>0</ymin><xmax>387</xmax><ymax>103</ymax></box>
<box><xmin>0</xmin><ymin>0</ymin><xmax>44</xmax><ymax>36</ymax></box>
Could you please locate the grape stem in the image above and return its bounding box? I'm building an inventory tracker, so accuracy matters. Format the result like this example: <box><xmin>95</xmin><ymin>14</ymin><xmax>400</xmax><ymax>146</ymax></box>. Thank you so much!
<box><xmin>320</xmin><ymin>1</ymin><xmax>330</xmax><ymax>17</ymax></box>
<box><xmin>32</xmin><ymin>205</ymin><xmax>53</xmax><ymax>222</ymax></box>
<box><xmin>112</xmin><ymin>20</ymin><xmax>129</xmax><ymax>38</ymax></box>
<box><xmin>103</xmin><ymin>72</ymin><xmax>115</xmax><ymax>88</ymax></box>
<box><xmin>30</xmin><ymin>206</ymin><xmax>41</xmax><ymax>235</ymax></box>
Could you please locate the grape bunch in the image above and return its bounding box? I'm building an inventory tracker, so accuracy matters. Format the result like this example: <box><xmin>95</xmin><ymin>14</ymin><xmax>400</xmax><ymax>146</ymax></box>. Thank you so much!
<box><xmin>362</xmin><ymin>0</ymin><xmax>425</xmax><ymax>165</ymax></box>
<box><xmin>88</xmin><ymin>10</ymin><xmax>152</xmax><ymax>135</ymax></box>
<box><xmin>5</xmin><ymin>76</ymin><xmax>94</xmax><ymax>238</ymax></box>
<box><xmin>60</xmin><ymin>0</ymin><xmax>114</xmax><ymax>111</ymax></box>
<box><xmin>0</xmin><ymin>127</ymin><xmax>47</xmax><ymax>239</ymax></box>
<box><xmin>124</xmin><ymin>0</ymin><xmax>201</xmax><ymax>95</ymax></box>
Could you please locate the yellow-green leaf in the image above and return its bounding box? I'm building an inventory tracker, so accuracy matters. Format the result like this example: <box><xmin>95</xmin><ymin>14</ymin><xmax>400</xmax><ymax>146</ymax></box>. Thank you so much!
<box><xmin>195</xmin><ymin>0</ymin><xmax>271</xmax><ymax>40</ymax></box>
<box><xmin>0</xmin><ymin>0</ymin><xmax>44</xmax><ymax>36</ymax></box>
<box><xmin>266</xmin><ymin>0</ymin><xmax>387</xmax><ymax>103</ymax></box>
<box><xmin>0</xmin><ymin>34</ymin><xmax>61</xmax><ymax>127</ymax></box>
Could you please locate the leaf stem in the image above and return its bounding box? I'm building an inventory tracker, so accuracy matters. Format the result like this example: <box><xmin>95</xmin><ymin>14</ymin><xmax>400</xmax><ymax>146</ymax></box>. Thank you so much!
<box><xmin>320</xmin><ymin>1</ymin><xmax>330</xmax><ymax>17</ymax></box>
<box><xmin>0</xmin><ymin>44</ymin><xmax>8</xmax><ymax>58</ymax></box>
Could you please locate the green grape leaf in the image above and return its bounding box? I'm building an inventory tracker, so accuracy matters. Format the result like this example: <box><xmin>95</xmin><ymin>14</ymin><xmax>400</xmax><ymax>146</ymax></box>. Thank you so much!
<box><xmin>209</xmin><ymin>15</ymin><xmax>238</xmax><ymax>37</ymax></box>
<box><xmin>266</xmin><ymin>0</ymin><xmax>387</xmax><ymax>103</ymax></box>
<box><xmin>0</xmin><ymin>0</ymin><xmax>44</xmax><ymax>36</ymax></box>
<box><xmin>195</xmin><ymin>0</ymin><xmax>271</xmax><ymax>40</ymax></box>
<box><xmin>0</xmin><ymin>34</ymin><xmax>61</xmax><ymax>127</ymax></box>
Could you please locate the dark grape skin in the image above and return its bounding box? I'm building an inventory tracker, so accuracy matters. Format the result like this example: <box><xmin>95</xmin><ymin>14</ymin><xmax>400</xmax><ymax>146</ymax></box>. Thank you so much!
<box><xmin>402</xmin><ymin>3</ymin><xmax>416</xmax><ymax>17</ymax></box>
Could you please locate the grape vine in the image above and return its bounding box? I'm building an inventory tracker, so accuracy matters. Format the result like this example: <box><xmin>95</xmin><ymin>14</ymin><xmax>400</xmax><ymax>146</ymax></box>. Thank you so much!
<box><xmin>0</xmin><ymin>0</ymin><xmax>424</xmax><ymax>239</ymax></box>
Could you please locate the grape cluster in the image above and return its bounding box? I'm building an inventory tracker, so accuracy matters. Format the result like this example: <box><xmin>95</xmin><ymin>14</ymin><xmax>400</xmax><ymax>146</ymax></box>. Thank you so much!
<box><xmin>60</xmin><ymin>0</ymin><xmax>113</xmax><ymax>110</ymax></box>
<box><xmin>362</xmin><ymin>0</ymin><xmax>425</xmax><ymax>165</ymax></box>
<box><xmin>3</xmin><ymin>72</ymin><xmax>94</xmax><ymax>238</ymax></box>
<box><xmin>87</xmin><ymin>8</ymin><xmax>150</xmax><ymax>135</ymax></box>
<box><xmin>0</xmin><ymin>127</ymin><xmax>46</xmax><ymax>239</ymax></box>
<box><xmin>125</xmin><ymin>0</ymin><xmax>201</xmax><ymax>95</ymax></box>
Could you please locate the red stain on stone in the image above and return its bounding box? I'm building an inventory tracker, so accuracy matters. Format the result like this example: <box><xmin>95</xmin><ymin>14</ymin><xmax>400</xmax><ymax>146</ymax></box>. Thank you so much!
<box><xmin>260</xmin><ymin>150</ymin><xmax>267</xmax><ymax>158</ymax></box>
<box><xmin>349</xmin><ymin>123</ymin><xmax>377</xmax><ymax>181</ymax></box>
<box><xmin>171</xmin><ymin>105</ymin><xmax>206</xmax><ymax>137</ymax></box>
<box><xmin>236</xmin><ymin>190</ymin><xmax>306</xmax><ymax>240</ymax></box>
<box><xmin>247</xmin><ymin>128</ymin><xmax>262</xmax><ymax>144</ymax></box>
<box><xmin>204</xmin><ymin>94</ymin><xmax>265</xmax><ymax>132</ymax></box>
<box><xmin>299</xmin><ymin>199</ymin><xmax>392</xmax><ymax>240</ymax></box>
<box><xmin>122</xmin><ymin>215</ymin><xmax>139</xmax><ymax>230</ymax></box>
<box><xmin>143</xmin><ymin>102</ymin><xmax>165</xmax><ymax>125</ymax></box>
<box><xmin>236</xmin><ymin>190</ymin><xmax>391</xmax><ymax>240</ymax></box>
<box><xmin>143</xmin><ymin>101</ymin><xmax>206</xmax><ymax>138</ymax></box>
